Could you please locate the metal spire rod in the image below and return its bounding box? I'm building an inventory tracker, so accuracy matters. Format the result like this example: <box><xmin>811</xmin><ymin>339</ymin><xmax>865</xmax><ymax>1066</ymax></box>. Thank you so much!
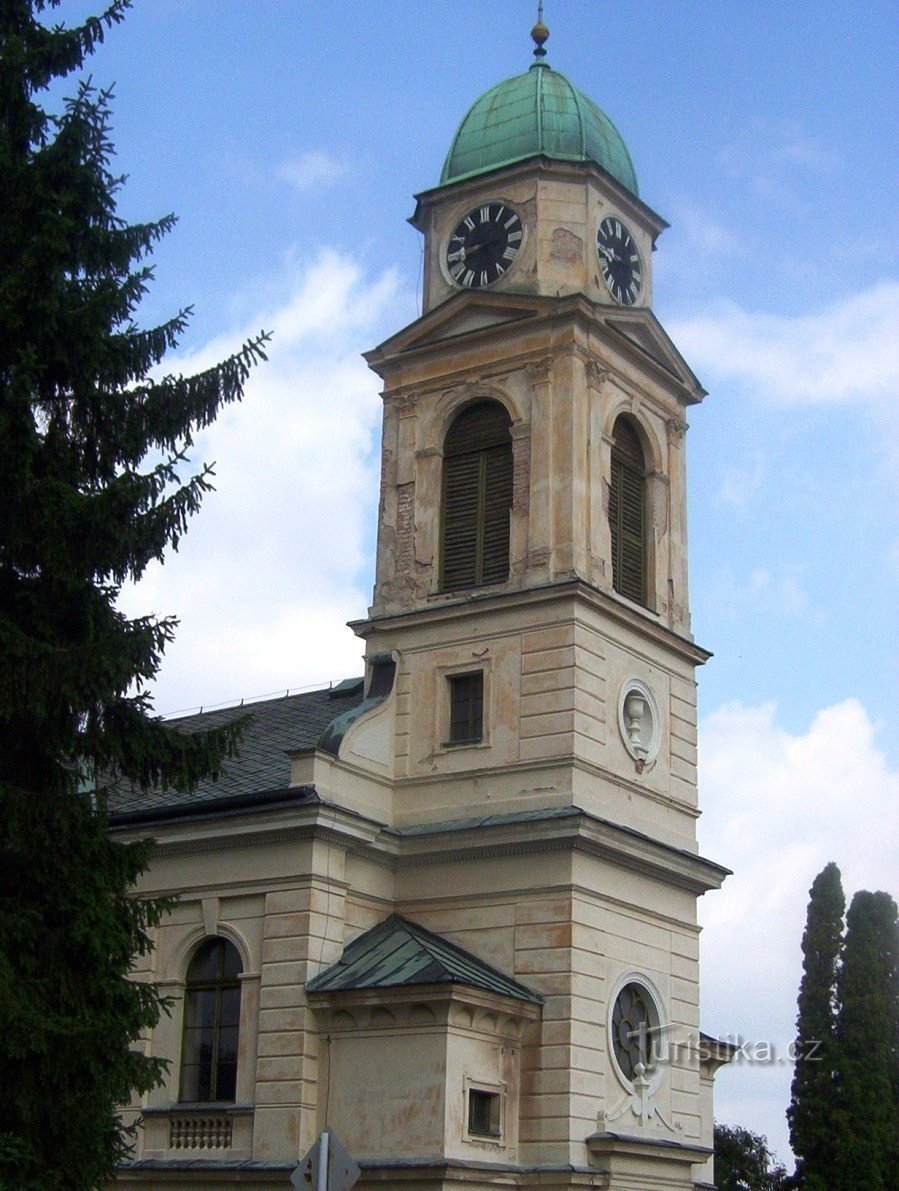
<box><xmin>532</xmin><ymin>0</ymin><xmax>549</xmax><ymax>59</ymax></box>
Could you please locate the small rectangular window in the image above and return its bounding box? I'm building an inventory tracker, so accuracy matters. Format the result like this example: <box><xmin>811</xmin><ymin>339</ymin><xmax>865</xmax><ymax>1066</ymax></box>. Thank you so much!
<box><xmin>468</xmin><ymin>1088</ymin><xmax>501</xmax><ymax>1138</ymax></box>
<box><xmin>448</xmin><ymin>672</ymin><xmax>483</xmax><ymax>745</ymax></box>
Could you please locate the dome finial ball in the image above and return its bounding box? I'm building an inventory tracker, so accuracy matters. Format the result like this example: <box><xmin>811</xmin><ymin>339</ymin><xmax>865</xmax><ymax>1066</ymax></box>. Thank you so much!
<box><xmin>531</xmin><ymin>1</ymin><xmax>549</xmax><ymax>59</ymax></box>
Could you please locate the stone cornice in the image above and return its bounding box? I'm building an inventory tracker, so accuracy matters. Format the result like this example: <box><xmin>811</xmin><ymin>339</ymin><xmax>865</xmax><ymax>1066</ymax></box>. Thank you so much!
<box><xmin>307</xmin><ymin>982</ymin><xmax>541</xmax><ymax>1029</ymax></box>
<box><xmin>127</xmin><ymin>797</ymin><xmax>727</xmax><ymax>896</ymax></box>
<box><xmin>353</xmin><ymin>578</ymin><xmax>712</xmax><ymax>666</ymax></box>
<box><xmin>586</xmin><ymin>1130</ymin><xmax>712</xmax><ymax>1164</ymax></box>
<box><xmin>377</xmin><ymin>808</ymin><xmax>728</xmax><ymax>896</ymax></box>
<box><xmin>116</xmin><ymin>803</ymin><xmax>380</xmax><ymax>860</ymax></box>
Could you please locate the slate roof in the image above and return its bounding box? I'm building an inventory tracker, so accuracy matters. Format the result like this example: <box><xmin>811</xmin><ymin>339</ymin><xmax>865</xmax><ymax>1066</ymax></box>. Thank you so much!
<box><xmin>107</xmin><ymin>680</ymin><xmax>364</xmax><ymax>823</ymax></box>
<box><xmin>306</xmin><ymin>914</ymin><xmax>543</xmax><ymax>1004</ymax></box>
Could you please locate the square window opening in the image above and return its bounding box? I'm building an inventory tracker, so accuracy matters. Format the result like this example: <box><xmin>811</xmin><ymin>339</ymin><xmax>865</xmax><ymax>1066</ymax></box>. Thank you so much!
<box><xmin>468</xmin><ymin>1088</ymin><xmax>501</xmax><ymax>1138</ymax></box>
<box><xmin>447</xmin><ymin>671</ymin><xmax>484</xmax><ymax>746</ymax></box>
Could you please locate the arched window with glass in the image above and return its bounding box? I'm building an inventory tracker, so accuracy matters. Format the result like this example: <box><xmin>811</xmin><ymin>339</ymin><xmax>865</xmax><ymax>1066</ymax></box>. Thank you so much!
<box><xmin>608</xmin><ymin>415</ymin><xmax>647</xmax><ymax>605</ymax></box>
<box><xmin>441</xmin><ymin>400</ymin><xmax>513</xmax><ymax>592</ymax></box>
<box><xmin>180</xmin><ymin>937</ymin><xmax>242</xmax><ymax>1103</ymax></box>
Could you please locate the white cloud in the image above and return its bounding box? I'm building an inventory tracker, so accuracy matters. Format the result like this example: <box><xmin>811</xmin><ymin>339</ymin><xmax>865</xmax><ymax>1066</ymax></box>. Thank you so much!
<box><xmin>277</xmin><ymin>151</ymin><xmax>350</xmax><ymax>193</ymax></box>
<box><xmin>698</xmin><ymin>697</ymin><xmax>899</xmax><ymax>1161</ymax></box>
<box><xmin>706</xmin><ymin>564</ymin><xmax>822</xmax><ymax>624</ymax></box>
<box><xmin>119</xmin><ymin>249</ymin><xmax>415</xmax><ymax>716</ymax></box>
<box><xmin>670</xmin><ymin>281</ymin><xmax>899</xmax><ymax>408</ymax></box>
<box><xmin>652</xmin><ymin>201</ymin><xmax>742</xmax><ymax>294</ymax></box>
<box><xmin>671</xmin><ymin>201</ymin><xmax>740</xmax><ymax>257</ymax></box>
<box><xmin>717</xmin><ymin>120</ymin><xmax>839</xmax><ymax>205</ymax></box>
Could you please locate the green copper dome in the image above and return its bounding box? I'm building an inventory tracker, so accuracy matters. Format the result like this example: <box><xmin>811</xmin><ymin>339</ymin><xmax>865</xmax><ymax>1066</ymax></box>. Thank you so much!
<box><xmin>440</xmin><ymin>62</ymin><xmax>638</xmax><ymax>196</ymax></box>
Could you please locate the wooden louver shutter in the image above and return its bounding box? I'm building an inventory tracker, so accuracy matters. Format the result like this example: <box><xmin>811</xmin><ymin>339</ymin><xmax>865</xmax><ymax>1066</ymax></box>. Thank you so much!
<box><xmin>442</xmin><ymin>402</ymin><xmax>512</xmax><ymax>591</ymax></box>
<box><xmin>609</xmin><ymin>419</ymin><xmax>646</xmax><ymax>605</ymax></box>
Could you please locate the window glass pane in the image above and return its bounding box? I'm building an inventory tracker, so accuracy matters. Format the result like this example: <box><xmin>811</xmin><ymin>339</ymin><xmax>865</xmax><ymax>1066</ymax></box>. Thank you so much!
<box><xmin>469</xmin><ymin>1089</ymin><xmax>500</xmax><ymax>1136</ymax></box>
<box><xmin>181</xmin><ymin>937</ymin><xmax>243</xmax><ymax>1104</ymax></box>
<box><xmin>449</xmin><ymin>672</ymin><xmax>483</xmax><ymax>744</ymax></box>
<box><xmin>220</xmin><ymin>940</ymin><xmax>242</xmax><ymax>980</ymax></box>
<box><xmin>181</xmin><ymin>1025</ymin><xmax>209</xmax><ymax>1068</ymax></box>
<box><xmin>181</xmin><ymin>1054</ymin><xmax>213</xmax><ymax>1102</ymax></box>
<box><xmin>219</xmin><ymin>986</ymin><xmax>241</xmax><ymax>1028</ymax></box>
<box><xmin>218</xmin><ymin>1025</ymin><xmax>239</xmax><ymax>1065</ymax></box>
<box><xmin>216</xmin><ymin>1061</ymin><xmax>238</xmax><ymax>1103</ymax></box>
<box><xmin>184</xmin><ymin>988</ymin><xmax>217</xmax><ymax>1030</ymax></box>
<box><xmin>194</xmin><ymin>1062</ymin><xmax>212</xmax><ymax>1103</ymax></box>
<box><xmin>187</xmin><ymin>939</ymin><xmax>221</xmax><ymax>983</ymax></box>
<box><xmin>180</xmin><ymin>1063</ymin><xmax>200</xmax><ymax>1102</ymax></box>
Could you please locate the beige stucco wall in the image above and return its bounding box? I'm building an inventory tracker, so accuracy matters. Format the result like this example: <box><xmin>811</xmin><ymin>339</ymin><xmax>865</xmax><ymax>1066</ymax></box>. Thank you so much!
<box><xmin>115</xmin><ymin>770</ymin><xmax>721</xmax><ymax>1188</ymax></box>
<box><xmin>369</xmin><ymin>306</ymin><xmax>696</xmax><ymax>640</ymax></box>
<box><xmin>414</xmin><ymin>159</ymin><xmax>663</xmax><ymax>315</ymax></box>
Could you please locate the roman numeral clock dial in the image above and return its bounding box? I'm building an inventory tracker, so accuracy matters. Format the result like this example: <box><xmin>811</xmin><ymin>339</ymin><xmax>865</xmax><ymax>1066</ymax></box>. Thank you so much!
<box><xmin>445</xmin><ymin>203</ymin><xmax>523</xmax><ymax>289</ymax></box>
<box><xmin>596</xmin><ymin>216</ymin><xmax>643</xmax><ymax>305</ymax></box>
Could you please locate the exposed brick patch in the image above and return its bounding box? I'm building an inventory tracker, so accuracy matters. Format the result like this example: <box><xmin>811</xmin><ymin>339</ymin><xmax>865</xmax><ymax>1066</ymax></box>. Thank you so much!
<box><xmin>395</xmin><ymin>482</ymin><xmax>415</xmax><ymax>574</ymax></box>
<box><xmin>513</xmin><ymin>435</ymin><xmax>531</xmax><ymax>512</ymax></box>
<box><xmin>549</xmin><ymin>226</ymin><xmax>582</xmax><ymax>264</ymax></box>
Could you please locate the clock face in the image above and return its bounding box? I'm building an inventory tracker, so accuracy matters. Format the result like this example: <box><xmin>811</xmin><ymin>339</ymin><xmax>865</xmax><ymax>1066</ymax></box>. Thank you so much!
<box><xmin>445</xmin><ymin>203</ymin><xmax>523</xmax><ymax>289</ymax></box>
<box><xmin>596</xmin><ymin>216</ymin><xmax>643</xmax><ymax>306</ymax></box>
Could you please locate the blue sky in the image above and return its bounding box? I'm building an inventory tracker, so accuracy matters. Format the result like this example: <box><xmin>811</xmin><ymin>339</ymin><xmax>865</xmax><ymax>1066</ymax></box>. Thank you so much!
<box><xmin>51</xmin><ymin>0</ymin><xmax>897</xmax><ymax>1167</ymax></box>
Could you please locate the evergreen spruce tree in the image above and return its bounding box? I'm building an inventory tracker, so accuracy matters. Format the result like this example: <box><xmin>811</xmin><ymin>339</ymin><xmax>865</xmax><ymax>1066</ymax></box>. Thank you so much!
<box><xmin>0</xmin><ymin>3</ymin><xmax>267</xmax><ymax>1186</ymax></box>
<box><xmin>831</xmin><ymin>891</ymin><xmax>899</xmax><ymax>1191</ymax></box>
<box><xmin>786</xmin><ymin>862</ymin><xmax>844</xmax><ymax>1189</ymax></box>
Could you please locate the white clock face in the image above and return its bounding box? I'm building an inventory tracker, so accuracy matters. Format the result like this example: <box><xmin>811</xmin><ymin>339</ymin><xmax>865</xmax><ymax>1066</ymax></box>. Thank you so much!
<box><xmin>596</xmin><ymin>216</ymin><xmax>643</xmax><ymax>305</ymax></box>
<box><xmin>445</xmin><ymin>203</ymin><xmax>523</xmax><ymax>289</ymax></box>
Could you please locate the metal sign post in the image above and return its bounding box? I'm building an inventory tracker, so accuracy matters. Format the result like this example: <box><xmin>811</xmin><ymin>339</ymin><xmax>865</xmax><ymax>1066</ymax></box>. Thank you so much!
<box><xmin>316</xmin><ymin>1131</ymin><xmax>329</xmax><ymax>1191</ymax></box>
<box><xmin>292</xmin><ymin>1129</ymin><xmax>361</xmax><ymax>1191</ymax></box>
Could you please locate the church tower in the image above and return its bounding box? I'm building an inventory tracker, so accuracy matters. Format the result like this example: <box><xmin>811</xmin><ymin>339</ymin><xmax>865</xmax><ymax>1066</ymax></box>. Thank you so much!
<box><xmin>116</xmin><ymin>18</ymin><xmax>732</xmax><ymax>1191</ymax></box>
<box><xmin>328</xmin><ymin>16</ymin><xmax>731</xmax><ymax>1189</ymax></box>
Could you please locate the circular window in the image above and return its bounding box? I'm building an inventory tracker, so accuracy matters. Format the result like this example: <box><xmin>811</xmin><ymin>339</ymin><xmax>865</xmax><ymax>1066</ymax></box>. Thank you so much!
<box><xmin>617</xmin><ymin>678</ymin><xmax>661</xmax><ymax>765</ymax></box>
<box><xmin>608</xmin><ymin>977</ymin><xmax>665</xmax><ymax>1091</ymax></box>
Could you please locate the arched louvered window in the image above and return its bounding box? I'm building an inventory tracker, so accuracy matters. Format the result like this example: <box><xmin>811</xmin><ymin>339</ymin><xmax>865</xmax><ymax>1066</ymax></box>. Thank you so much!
<box><xmin>441</xmin><ymin>401</ymin><xmax>513</xmax><ymax>591</ymax></box>
<box><xmin>609</xmin><ymin>416</ymin><xmax>647</xmax><ymax>605</ymax></box>
<box><xmin>180</xmin><ymin>938</ymin><xmax>242</xmax><ymax>1103</ymax></box>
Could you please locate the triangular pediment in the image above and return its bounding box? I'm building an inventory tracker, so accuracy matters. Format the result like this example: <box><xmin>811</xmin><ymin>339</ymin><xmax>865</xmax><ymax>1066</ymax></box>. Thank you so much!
<box><xmin>365</xmin><ymin>290</ymin><xmax>551</xmax><ymax>364</ymax></box>
<box><xmin>364</xmin><ymin>291</ymin><xmax>706</xmax><ymax>402</ymax></box>
<box><xmin>603</xmin><ymin>310</ymin><xmax>706</xmax><ymax>401</ymax></box>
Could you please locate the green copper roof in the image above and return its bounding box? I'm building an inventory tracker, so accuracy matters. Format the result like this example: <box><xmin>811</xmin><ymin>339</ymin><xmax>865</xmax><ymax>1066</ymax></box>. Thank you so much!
<box><xmin>440</xmin><ymin>62</ymin><xmax>638</xmax><ymax>197</ymax></box>
<box><xmin>306</xmin><ymin>915</ymin><xmax>543</xmax><ymax>1003</ymax></box>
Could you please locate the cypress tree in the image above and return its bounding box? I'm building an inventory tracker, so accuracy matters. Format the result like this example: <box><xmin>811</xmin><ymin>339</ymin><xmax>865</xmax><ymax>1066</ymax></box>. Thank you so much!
<box><xmin>831</xmin><ymin>891</ymin><xmax>899</xmax><ymax>1191</ymax></box>
<box><xmin>786</xmin><ymin>862</ymin><xmax>844</xmax><ymax>1189</ymax></box>
<box><xmin>0</xmin><ymin>3</ymin><xmax>267</xmax><ymax>1186</ymax></box>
